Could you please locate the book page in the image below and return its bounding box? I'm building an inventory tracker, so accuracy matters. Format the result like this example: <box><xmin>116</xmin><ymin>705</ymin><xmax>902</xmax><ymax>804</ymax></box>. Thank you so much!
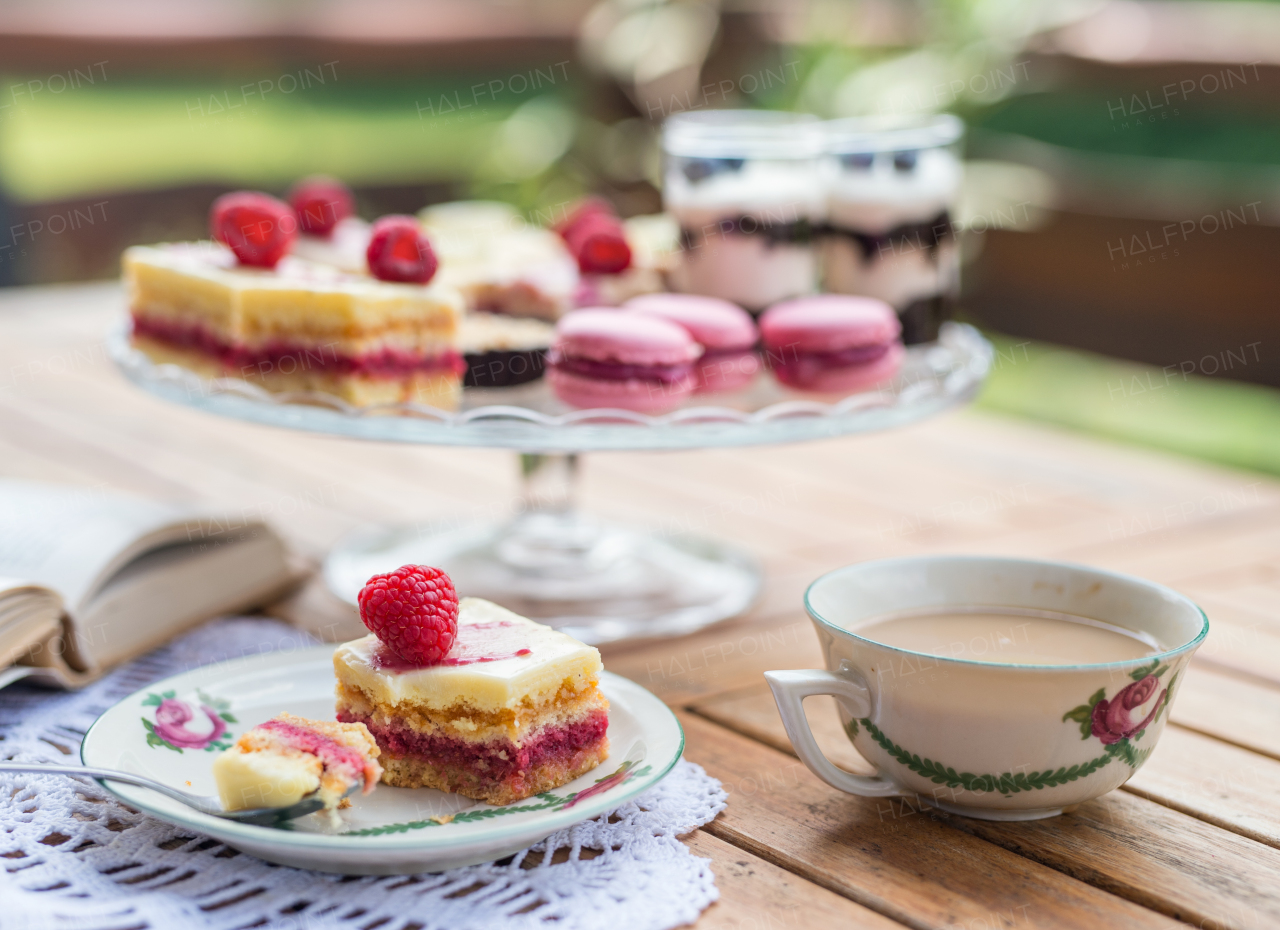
<box><xmin>0</xmin><ymin>480</ymin><xmax>199</xmax><ymax>610</ymax></box>
<box><xmin>0</xmin><ymin>480</ymin><xmax>291</xmax><ymax>676</ymax></box>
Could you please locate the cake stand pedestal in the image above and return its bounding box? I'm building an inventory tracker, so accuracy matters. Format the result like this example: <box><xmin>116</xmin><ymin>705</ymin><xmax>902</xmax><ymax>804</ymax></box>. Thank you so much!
<box><xmin>111</xmin><ymin>322</ymin><xmax>991</xmax><ymax>644</ymax></box>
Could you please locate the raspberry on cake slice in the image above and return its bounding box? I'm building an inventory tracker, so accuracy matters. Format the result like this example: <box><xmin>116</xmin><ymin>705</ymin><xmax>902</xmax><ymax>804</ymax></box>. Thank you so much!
<box><xmin>334</xmin><ymin>566</ymin><xmax>609</xmax><ymax>806</ymax></box>
<box><xmin>212</xmin><ymin>712</ymin><xmax>382</xmax><ymax>812</ymax></box>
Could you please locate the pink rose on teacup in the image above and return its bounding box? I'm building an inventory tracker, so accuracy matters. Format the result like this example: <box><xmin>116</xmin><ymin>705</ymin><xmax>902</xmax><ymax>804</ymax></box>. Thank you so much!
<box><xmin>1091</xmin><ymin>675</ymin><xmax>1167</xmax><ymax>745</ymax></box>
<box><xmin>154</xmin><ymin>698</ymin><xmax>227</xmax><ymax>750</ymax></box>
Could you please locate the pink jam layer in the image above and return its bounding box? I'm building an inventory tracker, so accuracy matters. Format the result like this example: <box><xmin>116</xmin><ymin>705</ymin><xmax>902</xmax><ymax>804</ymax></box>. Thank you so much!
<box><xmin>132</xmin><ymin>313</ymin><xmax>466</xmax><ymax>378</ymax></box>
<box><xmin>551</xmin><ymin>352</ymin><xmax>695</xmax><ymax>385</ymax></box>
<box><xmin>337</xmin><ymin>709</ymin><xmax>608</xmax><ymax>785</ymax></box>
<box><xmin>371</xmin><ymin>620</ymin><xmax>535</xmax><ymax>673</ymax></box>
<box><xmin>257</xmin><ymin>719</ymin><xmax>378</xmax><ymax>791</ymax></box>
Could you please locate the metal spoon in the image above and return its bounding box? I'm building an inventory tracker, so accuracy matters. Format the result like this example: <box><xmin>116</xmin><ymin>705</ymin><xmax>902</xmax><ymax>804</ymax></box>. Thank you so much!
<box><xmin>0</xmin><ymin>762</ymin><xmax>357</xmax><ymax>826</ymax></box>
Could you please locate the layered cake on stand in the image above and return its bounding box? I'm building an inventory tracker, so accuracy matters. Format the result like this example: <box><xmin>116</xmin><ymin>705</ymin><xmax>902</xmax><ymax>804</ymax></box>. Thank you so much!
<box><xmin>126</xmin><ymin>190</ymin><xmax>465</xmax><ymax>408</ymax></box>
<box><xmin>334</xmin><ymin>566</ymin><xmax>609</xmax><ymax>805</ymax></box>
<box><xmin>423</xmin><ymin>200</ymin><xmax>579</xmax><ymax>321</ymax></box>
<box><xmin>126</xmin><ymin>244</ymin><xmax>464</xmax><ymax>407</ymax></box>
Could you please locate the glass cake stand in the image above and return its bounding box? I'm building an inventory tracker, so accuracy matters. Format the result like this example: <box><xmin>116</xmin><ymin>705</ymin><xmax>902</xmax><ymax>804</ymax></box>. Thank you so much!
<box><xmin>109</xmin><ymin>323</ymin><xmax>992</xmax><ymax>644</ymax></box>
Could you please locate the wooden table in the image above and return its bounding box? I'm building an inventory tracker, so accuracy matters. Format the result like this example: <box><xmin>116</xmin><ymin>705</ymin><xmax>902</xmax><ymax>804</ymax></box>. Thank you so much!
<box><xmin>5</xmin><ymin>282</ymin><xmax>1280</xmax><ymax>929</ymax></box>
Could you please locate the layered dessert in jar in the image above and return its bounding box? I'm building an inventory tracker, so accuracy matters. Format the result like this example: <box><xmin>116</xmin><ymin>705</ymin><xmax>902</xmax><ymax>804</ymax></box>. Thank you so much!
<box><xmin>663</xmin><ymin>110</ymin><xmax>826</xmax><ymax>312</ymax></box>
<box><xmin>334</xmin><ymin>565</ymin><xmax>609</xmax><ymax>805</ymax></box>
<box><xmin>821</xmin><ymin>115</ymin><xmax>963</xmax><ymax>344</ymax></box>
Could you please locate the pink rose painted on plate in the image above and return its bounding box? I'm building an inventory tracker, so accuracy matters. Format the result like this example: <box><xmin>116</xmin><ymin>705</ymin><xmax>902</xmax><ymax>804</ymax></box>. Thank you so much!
<box><xmin>1090</xmin><ymin>675</ymin><xmax>1167</xmax><ymax>745</ymax></box>
<box><xmin>141</xmin><ymin>689</ymin><xmax>236</xmax><ymax>753</ymax></box>
<box><xmin>154</xmin><ymin>699</ymin><xmax>226</xmax><ymax>748</ymax></box>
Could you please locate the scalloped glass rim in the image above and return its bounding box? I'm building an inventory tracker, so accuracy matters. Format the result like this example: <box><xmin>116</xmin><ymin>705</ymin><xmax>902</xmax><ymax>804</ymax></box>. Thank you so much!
<box><xmin>107</xmin><ymin>322</ymin><xmax>992</xmax><ymax>452</ymax></box>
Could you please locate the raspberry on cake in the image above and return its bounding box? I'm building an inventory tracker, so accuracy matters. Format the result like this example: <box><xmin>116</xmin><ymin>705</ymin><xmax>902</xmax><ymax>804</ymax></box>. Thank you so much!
<box><xmin>212</xmin><ymin>712</ymin><xmax>382</xmax><ymax>812</ymax></box>
<box><xmin>334</xmin><ymin>595</ymin><xmax>610</xmax><ymax>806</ymax></box>
<box><xmin>125</xmin><ymin>241</ymin><xmax>465</xmax><ymax>408</ymax></box>
<box><xmin>289</xmin><ymin>175</ymin><xmax>355</xmax><ymax>237</ymax></box>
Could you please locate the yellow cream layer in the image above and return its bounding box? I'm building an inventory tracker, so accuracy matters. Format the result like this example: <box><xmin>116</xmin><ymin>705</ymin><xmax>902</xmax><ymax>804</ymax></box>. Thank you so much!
<box><xmin>124</xmin><ymin>243</ymin><xmax>462</xmax><ymax>344</ymax></box>
<box><xmin>336</xmin><ymin>678</ymin><xmax>608</xmax><ymax>744</ymax></box>
<box><xmin>332</xmin><ymin>598</ymin><xmax>602</xmax><ymax>715</ymax></box>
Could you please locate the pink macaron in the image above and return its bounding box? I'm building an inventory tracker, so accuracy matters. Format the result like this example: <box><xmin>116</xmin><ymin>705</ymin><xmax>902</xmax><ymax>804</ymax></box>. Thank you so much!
<box><xmin>760</xmin><ymin>294</ymin><xmax>903</xmax><ymax>393</ymax></box>
<box><xmin>548</xmin><ymin>308</ymin><xmax>703</xmax><ymax>414</ymax></box>
<box><xmin>625</xmin><ymin>293</ymin><xmax>760</xmax><ymax>393</ymax></box>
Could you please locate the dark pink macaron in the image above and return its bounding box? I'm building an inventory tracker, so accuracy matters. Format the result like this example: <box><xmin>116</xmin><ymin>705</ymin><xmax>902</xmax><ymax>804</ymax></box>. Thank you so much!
<box><xmin>760</xmin><ymin>294</ymin><xmax>903</xmax><ymax>393</ymax></box>
<box><xmin>625</xmin><ymin>293</ymin><xmax>760</xmax><ymax>393</ymax></box>
<box><xmin>548</xmin><ymin>308</ymin><xmax>703</xmax><ymax>414</ymax></box>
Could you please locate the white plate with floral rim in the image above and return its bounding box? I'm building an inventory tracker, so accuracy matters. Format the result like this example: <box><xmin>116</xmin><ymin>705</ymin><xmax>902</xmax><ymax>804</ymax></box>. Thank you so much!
<box><xmin>80</xmin><ymin>645</ymin><xmax>684</xmax><ymax>875</ymax></box>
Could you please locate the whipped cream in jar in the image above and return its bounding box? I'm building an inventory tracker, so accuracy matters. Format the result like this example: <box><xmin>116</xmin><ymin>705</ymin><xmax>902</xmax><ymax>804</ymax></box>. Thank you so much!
<box><xmin>663</xmin><ymin>110</ymin><xmax>825</xmax><ymax>312</ymax></box>
<box><xmin>822</xmin><ymin>114</ymin><xmax>963</xmax><ymax>344</ymax></box>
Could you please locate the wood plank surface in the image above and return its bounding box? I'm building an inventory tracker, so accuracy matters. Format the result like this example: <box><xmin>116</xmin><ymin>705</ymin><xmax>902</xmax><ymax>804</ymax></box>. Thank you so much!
<box><xmin>684</xmin><ymin>831</ymin><xmax>908</xmax><ymax>930</ymax></box>
<box><xmin>942</xmin><ymin>793</ymin><xmax>1280</xmax><ymax>930</ymax></box>
<box><xmin>678</xmin><ymin>711</ymin><xmax>1183</xmax><ymax>930</ymax></box>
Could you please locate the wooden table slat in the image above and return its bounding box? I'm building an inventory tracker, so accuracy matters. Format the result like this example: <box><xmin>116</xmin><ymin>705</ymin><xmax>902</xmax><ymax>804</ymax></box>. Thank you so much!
<box><xmin>679</xmin><ymin>711</ymin><xmax>1184</xmax><ymax>930</ymax></box>
<box><xmin>685</xmin><ymin>832</ymin><xmax>910</xmax><ymax>930</ymax></box>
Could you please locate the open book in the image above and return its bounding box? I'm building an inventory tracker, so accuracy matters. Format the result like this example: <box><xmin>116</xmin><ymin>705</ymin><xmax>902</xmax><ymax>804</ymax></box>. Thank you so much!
<box><xmin>0</xmin><ymin>480</ymin><xmax>298</xmax><ymax>689</ymax></box>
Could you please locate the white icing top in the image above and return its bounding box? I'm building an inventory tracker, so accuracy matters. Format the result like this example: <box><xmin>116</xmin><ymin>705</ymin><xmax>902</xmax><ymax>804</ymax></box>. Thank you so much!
<box><xmin>458</xmin><ymin>312</ymin><xmax>554</xmax><ymax>353</ymax></box>
<box><xmin>827</xmin><ymin>148</ymin><xmax>962</xmax><ymax>232</ymax></box>
<box><xmin>332</xmin><ymin>597</ymin><xmax>602</xmax><ymax>713</ymax></box>
<box><xmin>289</xmin><ymin>217</ymin><xmax>371</xmax><ymax>274</ymax></box>
<box><xmin>125</xmin><ymin>242</ymin><xmax>463</xmax><ymax>304</ymax></box>
<box><xmin>664</xmin><ymin>160</ymin><xmax>825</xmax><ymax>219</ymax></box>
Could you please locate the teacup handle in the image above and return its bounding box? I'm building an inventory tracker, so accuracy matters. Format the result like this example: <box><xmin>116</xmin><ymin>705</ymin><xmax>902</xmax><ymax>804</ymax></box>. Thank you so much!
<box><xmin>764</xmin><ymin>669</ymin><xmax>900</xmax><ymax>798</ymax></box>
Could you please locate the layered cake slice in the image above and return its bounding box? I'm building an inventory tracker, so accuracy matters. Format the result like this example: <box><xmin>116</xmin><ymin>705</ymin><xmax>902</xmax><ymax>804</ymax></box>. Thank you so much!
<box><xmin>125</xmin><ymin>242</ymin><xmax>465</xmax><ymax>408</ymax></box>
<box><xmin>422</xmin><ymin>200</ymin><xmax>579</xmax><ymax>321</ymax></box>
<box><xmin>335</xmin><ymin>574</ymin><xmax>609</xmax><ymax>805</ymax></box>
<box><xmin>459</xmin><ymin>312</ymin><xmax>553</xmax><ymax>388</ymax></box>
<box><xmin>212</xmin><ymin>712</ymin><xmax>382</xmax><ymax>812</ymax></box>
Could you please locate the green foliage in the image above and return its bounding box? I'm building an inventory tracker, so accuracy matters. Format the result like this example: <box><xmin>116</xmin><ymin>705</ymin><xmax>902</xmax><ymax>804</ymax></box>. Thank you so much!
<box><xmin>141</xmin><ymin>718</ymin><xmax>182</xmax><ymax>753</ymax></box>
<box><xmin>1062</xmin><ymin>688</ymin><xmax>1106</xmax><ymax>740</ymax></box>
<box><xmin>975</xmin><ymin>333</ymin><xmax>1280</xmax><ymax>479</ymax></box>
<box><xmin>348</xmin><ymin>792</ymin><xmax>575</xmax><ymax>837</ymax></box>
<box><xmin>141</xmin><ymin>690</ymin><xmax>175</xmax><ymax>707</ymax></box>
<box><xmin>345</xmin><ymin>761</ymin><xmax>649</xmax><ymax>837</ymax></box>
<box><xmin>860</xmin><ymin>718</ymin><xmax>1124</xmax><ymax>796</ymax></box>
<box><xmin>1129</xmin><ymin>659</ymin><xmax>1169</xmax><ymax>681</ymax></box>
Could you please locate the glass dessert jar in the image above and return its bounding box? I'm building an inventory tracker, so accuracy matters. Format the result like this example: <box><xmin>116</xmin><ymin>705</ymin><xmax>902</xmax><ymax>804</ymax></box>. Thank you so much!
<box><xmin>663</xmin><ymin>110</ymin><xmax>825</xmax><ymax>312</ymax></box>
<box><xmin>822</xmin><ymin>114</ymin><xmax>963</xmax><ymax>344</ymax></box>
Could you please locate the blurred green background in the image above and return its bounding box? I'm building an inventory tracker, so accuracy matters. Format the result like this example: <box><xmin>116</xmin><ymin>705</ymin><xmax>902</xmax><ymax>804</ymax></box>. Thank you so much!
<box><xmin>2</xmin><ymin>0</ymin><xmax>1277</xmax><ymax>470</ymax></box>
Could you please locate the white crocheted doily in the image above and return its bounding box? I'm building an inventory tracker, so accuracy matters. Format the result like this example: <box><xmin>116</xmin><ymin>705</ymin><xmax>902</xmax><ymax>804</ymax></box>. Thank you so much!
<box><xmin>0</xmin><ymin>619</ymin><xmax>727</xmax><ymax>930</ymax></box>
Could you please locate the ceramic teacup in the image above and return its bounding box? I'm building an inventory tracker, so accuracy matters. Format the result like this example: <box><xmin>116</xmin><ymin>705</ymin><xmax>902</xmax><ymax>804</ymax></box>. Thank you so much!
<box><xmin>765</xmin><ymin>555</ymin><xmax>1207</xmax><ymax>820</ymax></box>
